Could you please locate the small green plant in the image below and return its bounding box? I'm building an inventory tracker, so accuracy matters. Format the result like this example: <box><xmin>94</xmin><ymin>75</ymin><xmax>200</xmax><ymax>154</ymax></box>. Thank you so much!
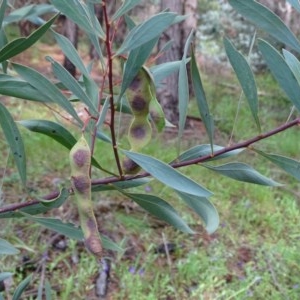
<box><xmin>1</xmin><ymin>0</ymin><xmax>300</xmax><ymax>298</ymax></box>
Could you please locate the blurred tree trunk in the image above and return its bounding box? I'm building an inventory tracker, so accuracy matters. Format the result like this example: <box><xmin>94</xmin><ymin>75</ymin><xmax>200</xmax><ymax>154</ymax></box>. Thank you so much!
<box><xmin>156</xmin><ymin>0</ymin><xmax>198</xmax><ymax>125</ymax></box>
<box><xmin>62</xmin><ymin>18</ymin><xmax>78</xmax><ymax>77</ymax></box>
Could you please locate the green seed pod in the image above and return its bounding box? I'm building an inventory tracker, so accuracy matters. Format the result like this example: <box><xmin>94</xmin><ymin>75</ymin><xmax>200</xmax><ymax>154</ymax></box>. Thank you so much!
<box><xmin>128</xmin><ymin>116</ymin><xmax>152</xmax><ymax>151</ymax></box>
<box><xmin>70</xmin><ymin>135</ymin><xmax>90</xmax><ymax>175</ymax></box>
<box><xmin>149</xmin><ymin>95</ymin><xmax>165</xmax><ymax>133</ymax></box>
<box><xmin>70</xmin><ymin>135</ymin><xmax>102</xmax><ymax>259</ymax></box>
<box><xmin>122</xmin><ymin>157</ymin><xmax>141</xmax><ymax>174</ymax></box>
<box><xmin>123</xmin><ymin>66</ymin><xmax>165</xmax><ymax>175</ymax></box>
<box><xmin>126</xmin><ymin>69</ymin><xmax>152</xmax><ymax>117</ymax></box>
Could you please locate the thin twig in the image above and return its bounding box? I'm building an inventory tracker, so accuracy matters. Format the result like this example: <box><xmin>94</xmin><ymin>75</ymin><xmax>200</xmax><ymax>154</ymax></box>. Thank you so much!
<box><xmin>0</xmin><ymin>118</ymin><xmax>299</xmax><ymax>214</ymax></box>
<box><xmin>103</xmin><ymin>0</ymin><xmax>123</xmax><ymax>178</ymax></box>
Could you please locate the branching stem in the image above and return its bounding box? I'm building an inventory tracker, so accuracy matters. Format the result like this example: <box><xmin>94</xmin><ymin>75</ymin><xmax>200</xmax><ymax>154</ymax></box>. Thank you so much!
<box><xmin>0</xmin><ymin>118</ymin><xmax>299</xmax><ymax>214</ymax></box>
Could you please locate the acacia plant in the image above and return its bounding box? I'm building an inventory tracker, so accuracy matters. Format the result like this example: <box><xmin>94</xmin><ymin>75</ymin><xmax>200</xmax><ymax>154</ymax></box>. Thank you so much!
<box><xmin>1</xmin><ymin>0</ymin><xmax>300</xmax><ymax>297</ymax></box>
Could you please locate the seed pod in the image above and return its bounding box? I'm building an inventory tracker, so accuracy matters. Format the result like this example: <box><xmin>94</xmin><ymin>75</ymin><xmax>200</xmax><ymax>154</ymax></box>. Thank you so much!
<box><xmin>128</xmin><ymin>116</ymin><xmax>152</xmax><ymax>151</ymax></box>
<box><xmin>122</xmin><ymin>157</ymin><xmax>141</xmax><ymax>174</ymax></box>
<box><xmin>123</xmin><ymin>66</ymin><xmax>166</xmax><ymax>175</ymax></box>
<box><xmin>70</xmin><ymin>135</ymin><xmax>102</xmax><ymax>259</ymax></box>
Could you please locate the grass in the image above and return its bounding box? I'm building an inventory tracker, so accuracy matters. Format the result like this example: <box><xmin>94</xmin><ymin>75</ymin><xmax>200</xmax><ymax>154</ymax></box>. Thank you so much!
<box><xmin>1</xmin><ymin>42</ymin><xmax>300</xmax><ymax>300</ymax></box>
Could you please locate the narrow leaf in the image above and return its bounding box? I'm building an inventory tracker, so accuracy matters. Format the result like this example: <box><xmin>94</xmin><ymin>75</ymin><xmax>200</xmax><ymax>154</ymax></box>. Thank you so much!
<box><xmin>0</xmin><ymin>188</ymin><xmax>69</xmax><ymax>218</ymax></box>
<box><xmin>191</xmin><ymin>49</ymin><xmax>214</xmax><ymax>148</ymax></box>
<box><xmin>116</xmin><ymin>12</ymin><xmax>177</xmax><ymax>55</ymax></box>
<box><xmin>258</xmin><ymin>39</ymin><xmax>300</xmax><ymax>112</ymax></box>
<box><xmin>150</xmin><ymin>60</ymin><xmax>182</xmax><ymax>87</ymax></box>
<box><xmin>46</xmin><ymin>56</ymin><xmax>98</xmax><ymax>115</ymax></box>
<box><xmin>223</xmin><ymin>37</ymin><xmax>260</xmax><ymax>132</ymax></box>
<box><xmin>204</xmin><ymin>162</ymin><xmax>281</xmax><ymax>186</ymax></box>
<box><xmin>176</xmin><ymin>191</ymin><xmax>219</xmax><ymax>234</ymax></box>
<box><xmin>122</xmin><ymin>192</ymin><xmax>194</xmax><ymax>233</ymax></box>
<box><xmin>45</xmin><ymin>280</ymin><xmax>52</xmax><ymax>300</ymax></box>
<box><xmin>50</xmin><ymin>0</ymin><xmax>104</xmax><ymax>38</ymax></box>
<box><xmin>254</xmin><ymin>149</ymin><xmax>300</xmax><ymax>181</ymax></box>
<box><xmin>3</xmin><ymin>5</ymin><xmax>35</xmax><ymax>25</ymax></box>
<box><xmin>19</xmin><ymin>120</ymin><xmax>102</xmax><ymax>169</ymax></box>
<box><xmin>282</xmin><ymin>49</ymin><xmax>300</xmax><ymax>85</ymax></box>
<box><xmin>287</xmin><ymin>0</ymin><xmax>300</xmax><ymax>13</ymax></box>
<box><xmin>52</xmin><ymin>31</ymin><xmax>89</xmax><ymax>77</ymax></box>
<box><xmin>0</xmin><ymin>238</ymin><xmax>20</xmax><ymax>255</ymax></box>
<box><xmin>120</xmin><ymin>37</ymin><xmax>158</xmax><ymax>98</ymax></box>
<box><xmin>12</xmin><ymin>63</ymin><xmax>82</xmax><ymax>124</ymax></box>
<box><xmin>92</xmin><ymin>178</ymin><xmax>150</xmax><ymax>192</ymax></box>
<box><xmin>0</xmin><ymin>0</ymin><xmax>6</xmax><ymax>28</ymax></box>
<box><xmin>0</xmin><ymin>102</ymin><xmax>26</xmax><ymax>186</ymax></box>
<box><xmin>178</xmin><ymin>30</ymin><xmax>194</xmax><ymax>140</ymax></box>
<box><xmin>123</xmin><ymin>151</ymin><xmax>212</xmax><ymax>197</ymax></box>
<box><xmin>177</xmin><ymin>144</ymin><xmax>244</xmax><ymax>162</ymax></box>
<box><xmin>3</xmin><ymin>4</ymin><xmax>57</xmax><ymax>26</ymax></box>
<box><xmin>0</xmin><ymin>14</ymin><xmax>57</xmax><ymax>62</ymax></box>
<box><xmin>0</xmin><ymin>74</ymin><xmax>52</xmax><ymax>102</ymax></box>
<box><xmin>0</xmin><ymin>273</ymin><xmax>13</xmax><ymax>282</ymax></box>
<box><xmin>21</xmin><ymin>213</ymin><xmax>122</xmax><ymax>252</ymax></box>
<box><xmin>112</xmin><ymin>0</ymin><xmax>142</xmax><ymax>21</ymax></box>
<box><xmin>19</xmin><ymin>119</ymin><xmax>76</xmax><ymax>149</ymax></box>
<box><xmin>228</xmin><ymin>0</ymin><xmax>300</xmax><ymax>53</ymax></box>
<box><xmin>12</xmin><ymin>275</ymin><xmax>32</xmax><ymax>300</ymax></box>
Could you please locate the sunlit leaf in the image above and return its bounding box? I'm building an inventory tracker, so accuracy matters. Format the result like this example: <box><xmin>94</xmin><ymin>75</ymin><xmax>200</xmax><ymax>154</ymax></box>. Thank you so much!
<box><xmin>122</xmin><ymin>192</ymin><xmax>194</xmax><ymax>233</ymax></box>
<box><xmin>21</xmin><ymin>213</ymin><xmax>122</xmax><ymax>252</ymax></box>
<box><xmin>254</xmin><ymin>149</ymin><xmax>300</xmax><ymax>181</ymax></box>
<box><xmin>176</xmin><ymin>144</ymin><xmax>244</xmax><ymax>163</ymax></box>
<box><xmin>204</xmin><ymin>162</ymin><xmax>281</xmax><ymax>186</ymax></box>
<box><xmin>190</xmin><ymin>49</ymin><xmax>214</xmax><ymax>149</ymax></box>
<box><xmin>112</xmin><ymin>0</ymin><xmax>142</xmax><ymax>21</ymax></box>
<box><xmin>123</xmin><ymin>151</ymin><xmax>212</xmax><ymax>197</ymax></box>
<box><xmin>228</xmin><ymin>0</ymin><xmax>300</xmax><ymax>53</ymax></box>
<box><xmin>12</xmin><ymin>63</ymin><xmax>82</xmax><ymax>124</ymax></box>
<box><xmin>0</xmin><ymin>102</ymin><xmax>26</xmax><ymax>186</ymax></box>
<box><xmin>46</xmin><ymin>56</ymin><xmax>98</xmax><ymax>115</ymax></box>
<box><xmin>176</xmin><ymin>191</ymin><xmax>219</xmax><ymax>234</ymax></box>
<box><xmin>12</xmin><ymin>275</ymin><xmax>32</xmax><ymax>300</ymax></box>
<box><xmin>116</xmin><ymin>12</ymin><xmax>177</xmax><ymax>55</ymax></box>
<box><xmin>258</xmin><ymin>39</ymin><xmax>300</xmax><ymax>112</ymax></box>
<box><xmin>0</xmin><ymin>238</ymin><xmax>20</xmax><ymax>255</ymax></box>
<box><xmin>223</xmin><ymin>37</ymin><xmax>260</xmax><ymax>132</ymax></box>
<box><xmin>0</xmin><ymin>14</ymin><xmax>57</xmax><ymax>62</ymax></box>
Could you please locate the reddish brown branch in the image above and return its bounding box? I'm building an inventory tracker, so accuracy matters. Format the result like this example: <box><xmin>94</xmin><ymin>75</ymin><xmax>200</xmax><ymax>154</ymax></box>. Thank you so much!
<box><xmin>103</xmin><ymin>1</ymin><xmax>123</xmax><ymax>178</ymax></box>
<box><xmin>1</xmin><ymin>118</ymin><xmax>299</xmax><ymax>214</ymax></box>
